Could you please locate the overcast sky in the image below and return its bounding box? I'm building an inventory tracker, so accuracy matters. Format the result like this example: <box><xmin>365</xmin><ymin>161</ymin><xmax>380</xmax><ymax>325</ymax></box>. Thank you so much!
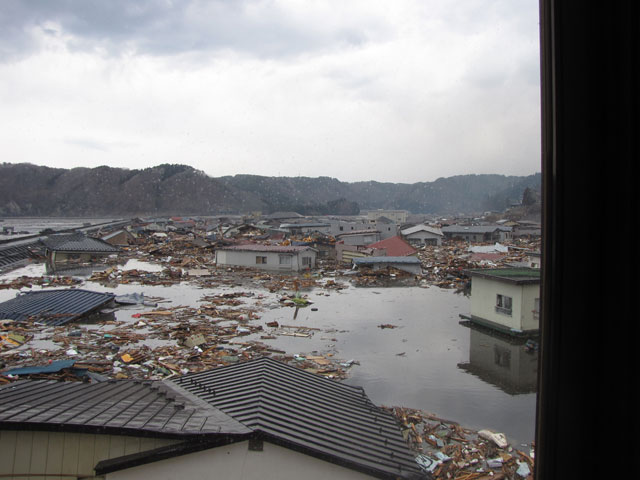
<box><xmin>0</xmin><ymin>0</ymin><xmax>541</xmax><ymax>183</ymax></box>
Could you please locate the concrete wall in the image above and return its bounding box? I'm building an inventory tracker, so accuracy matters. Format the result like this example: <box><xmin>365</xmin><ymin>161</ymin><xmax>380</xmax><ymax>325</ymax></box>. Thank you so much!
<box><xmin>0</xmin><ymin>430</ymin><xmax>178</xmax><ymax>480</ymax></box>
<box><xmin>374</xmin><ymin>222</ymin><xmax>398</xmax><ymax>240</ymax></box>
<box><xmin>470</xmin><ymin>277</ymin><xmax>540</xmax><ymax>332</ymax></box>
<box><xmin>520</xmin><ymin>283</ymin><xmax>540</xmax><ymax>332</ymax></box>
<box><xmin>107</xmin><ymin>440</ymin><xmax>374</xmax><ymax>480</ymax></box>
<box><xmin>215</xmin><ymin>250</ymin><xmax>316</xmax><ymax>271</ymax></box>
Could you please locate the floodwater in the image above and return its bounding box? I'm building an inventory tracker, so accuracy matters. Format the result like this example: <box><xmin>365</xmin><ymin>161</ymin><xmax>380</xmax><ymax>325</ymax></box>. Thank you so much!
<box><xmin>0</xmin><ymin>219</ymin><xmax>538</xmax><ymax>446</ymax></box>
<box><xmin>244</xmin><ymin>284</ymin><xmax>538</xmax><ymax>446</ymax></box>
<box><xmin>0</xmin><ymin>261</ymin><xmax>537</xmax><ymax>446</ymax></box>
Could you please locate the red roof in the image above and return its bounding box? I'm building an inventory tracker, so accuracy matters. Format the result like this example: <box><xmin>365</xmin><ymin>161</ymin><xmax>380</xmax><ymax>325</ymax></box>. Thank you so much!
<box><xmin>366</xmin><ymin>236</ymin><xmax>417</xmax><ymax>257</ymax></box>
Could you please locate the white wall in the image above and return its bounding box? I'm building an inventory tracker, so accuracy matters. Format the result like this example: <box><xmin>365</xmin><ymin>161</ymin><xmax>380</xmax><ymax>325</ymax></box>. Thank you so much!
<box><xmin>216</xmin><ymin>250</ymin><xmax>316</xmax><ymax>271</ymax></box>
<box><xmin>107</xmin><ymin>440</ymin><xmax>374</xmax><ymax>480</ymax></box>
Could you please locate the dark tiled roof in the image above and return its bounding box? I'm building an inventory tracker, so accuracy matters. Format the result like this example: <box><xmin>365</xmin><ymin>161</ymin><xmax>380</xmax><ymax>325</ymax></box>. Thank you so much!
<box><xmin>0</xmin><ymin>379</ymin><xmax>251</xmax><ymax>437</ymax></box>
<box><xmin>173</xmin><ymin>357</ymin><xmax>423</xmax><ymax>479</ymax></box>
<box><xmin>41</xmin><ymin>233</ymin><xmax>120</xmax><ymax>253</ymax></box>
<box><xmin>0</xmin><ymin>288</ymin><xmax>115</xmax><ymax>325</ymax></box>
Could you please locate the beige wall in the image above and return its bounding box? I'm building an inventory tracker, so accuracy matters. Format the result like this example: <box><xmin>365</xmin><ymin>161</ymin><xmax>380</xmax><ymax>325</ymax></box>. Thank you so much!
<box><xmin>107</xmin><ymin>440</ymin><xmax>374</xmax><ymax>480</ymax></box>
<box><xmin>470</xmin><ymin>277</ymin><xmax>540</xmax><ymax>332</ymax></box>
<box><xmin>0</xmin><ymin>430</ymin><xmax>178</xmax><ymax>480</ymax></box>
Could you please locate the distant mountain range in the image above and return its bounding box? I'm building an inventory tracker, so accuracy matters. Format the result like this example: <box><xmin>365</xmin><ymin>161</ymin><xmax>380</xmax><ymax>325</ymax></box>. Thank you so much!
<box><xmin>0</xmin><ymin>163</ymin><xmax>541</xmax><ymax>217</ymax></box>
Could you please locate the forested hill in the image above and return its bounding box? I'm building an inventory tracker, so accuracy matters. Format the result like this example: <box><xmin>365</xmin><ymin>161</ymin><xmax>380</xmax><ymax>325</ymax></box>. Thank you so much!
<box><xmin>0</xmin><ymin>163</ymin><xmax>541</xmax><ymax>217</ymax></box>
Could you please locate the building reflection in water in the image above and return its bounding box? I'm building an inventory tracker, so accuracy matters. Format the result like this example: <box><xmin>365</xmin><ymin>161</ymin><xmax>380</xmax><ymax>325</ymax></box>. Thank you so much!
<box><xmin>458</xmin><ymin>322</ymin><xmax>538</xmax><ymax>395</ymax></box>
<box><xmin>45</xmin><ymin>260</ymin><xmax>108</xmax><ymax>278</ymax></box>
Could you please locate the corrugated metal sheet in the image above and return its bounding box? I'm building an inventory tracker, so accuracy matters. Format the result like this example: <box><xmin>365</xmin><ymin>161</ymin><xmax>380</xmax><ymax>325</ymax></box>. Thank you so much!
<box><xmin>0</xmin><ymin>241</ymin><xmax>41</xmax><ymax>270</ymax></box>
<box><xmin>173</xmin><ymin>357</ymin><xmax>423</xmax><ymax>479</ymax></box>
<box><xmin>0</xmin><ymin>289</ymin><xmax>115</xmax><ymax>325</ymax></box>
<box><xmin>0</xmin><ymin>379</ymin><xmax>251</xmax><ymax>436</ymax></box>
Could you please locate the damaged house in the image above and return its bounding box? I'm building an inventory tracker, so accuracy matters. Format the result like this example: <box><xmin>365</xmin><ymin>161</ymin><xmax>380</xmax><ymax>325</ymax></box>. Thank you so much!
<box><xmin>461</xmin><ymin>268</ymin><xmax>541</xmax><ymax>336</ymax></box>
<box><xmin>400</xmin><ymin>225</ymin><xmax>444</xmax><ymax>246</ymax></box>
<box><xmin>215</xmin><ymin>245</ymin><xmax>317</xmax><ymax>271</ymax></box>
<box><xmin>41</xmin><ymin>233</ymin><xmax>120</xmax><ymax>266</ymax></box>
<box><xmin>441</xmin><ymin>225</ymin><xmax>512</xmax><ymax>243</ymax></box>
<box><xmin>352</xmin><ymin>256</ymin><xmax>422</xmax><ymax>275</ymax></box>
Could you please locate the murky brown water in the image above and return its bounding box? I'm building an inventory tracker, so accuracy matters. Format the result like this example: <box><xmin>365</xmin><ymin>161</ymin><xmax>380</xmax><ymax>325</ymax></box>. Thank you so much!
<box><xmin>0</xmin><ymin>260</ymin><xmax>537</xmax><ymax>446</ymax></box>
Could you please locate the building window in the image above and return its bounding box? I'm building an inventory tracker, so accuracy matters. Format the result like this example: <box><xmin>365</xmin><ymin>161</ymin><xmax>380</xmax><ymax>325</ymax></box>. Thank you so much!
<box><xmin>302</xmin><ymin>256</ymin><xmax>311</xmax><ymax>266</ymax></box>
<box><xmin>279</xmin><ymin>255</ymin><xmax>291</xmax><ymax>265</ymax></box>
<box><xmin>339</xmin><ymin>226</ymin><xmax>344</xmax><ymax>231</ymax></box>
<box><xmin>496</xmin><ymin>294</ymin><xmax>512</xmax><ymax>315</ymax></box>
<box><xmin>256</xmin><ymin>256</ymin><xmax>267</xmax><ymax>264</ymax></box>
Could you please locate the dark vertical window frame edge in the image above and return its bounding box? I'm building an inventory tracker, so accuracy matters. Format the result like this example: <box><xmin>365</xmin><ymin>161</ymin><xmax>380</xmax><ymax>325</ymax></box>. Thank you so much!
<box><xmin>537</xmin><ymin>1</ymin><xmax>638</xmax><ymax>478</ymax></box>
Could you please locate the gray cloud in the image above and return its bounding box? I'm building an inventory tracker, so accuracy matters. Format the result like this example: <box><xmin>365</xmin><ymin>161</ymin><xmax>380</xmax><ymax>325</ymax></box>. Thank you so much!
<box><xmin>0</xmin><ymin>0</ymin><xmax>379</xmax><ymax>61</ymax></box>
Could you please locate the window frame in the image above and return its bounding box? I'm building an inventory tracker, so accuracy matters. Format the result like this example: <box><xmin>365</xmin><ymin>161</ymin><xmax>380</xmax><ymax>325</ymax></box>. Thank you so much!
<box><xmin>495</xmin><ymin>294</ymin><xmax>513</xmax><ymax>315</ymax></box>
<box><xmin>536</xmin><ymin>2</ymin><xmax>635</xmax><ymax>478</ymax></box>
<box><xmin>278</xmin><ymin>254</ymin><xmax>292</xmax><ymax>265</ymax></box>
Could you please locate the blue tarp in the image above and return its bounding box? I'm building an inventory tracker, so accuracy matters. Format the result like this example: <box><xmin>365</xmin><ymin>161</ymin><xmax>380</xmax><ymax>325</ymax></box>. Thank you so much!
<box><xmin>4</xmin><ymin>359</ymin><xmax>77</xmax><ymax>375</ymax></box>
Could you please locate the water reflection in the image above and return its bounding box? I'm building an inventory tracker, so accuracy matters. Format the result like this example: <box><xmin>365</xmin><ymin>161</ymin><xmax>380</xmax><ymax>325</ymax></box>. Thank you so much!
<box><xmin>458</xmin><ymin>324</ymin><xmax>538</xmax><ymax>395</ymax></box>
<box><xmin>45</xmin><ymin>260</ymin><xmax>109</xmax><ymax>277</ymax></box>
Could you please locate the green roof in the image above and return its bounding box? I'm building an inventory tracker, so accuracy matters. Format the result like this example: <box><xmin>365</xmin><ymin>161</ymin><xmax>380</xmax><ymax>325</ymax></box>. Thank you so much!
<box><xmin>466</xmin><ymin>268</ymin><xmax>540</xmax><ymax>284</ymax></box>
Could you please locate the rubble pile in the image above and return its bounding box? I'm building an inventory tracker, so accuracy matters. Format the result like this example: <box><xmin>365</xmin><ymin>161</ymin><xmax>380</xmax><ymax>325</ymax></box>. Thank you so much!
<box><xmin>417</xmin><ymin>239</ymin><xmax>541</xmax><ymax>291</ymax></box>
<box><xmin>0</xmin><ymin>275</ymin><xmax>82</xmax><ymax>289</ymax></box>
<box><xmin>386</xmin><ymin>406</ymin><xmax>535</xmax><ymax>480</ymax></box>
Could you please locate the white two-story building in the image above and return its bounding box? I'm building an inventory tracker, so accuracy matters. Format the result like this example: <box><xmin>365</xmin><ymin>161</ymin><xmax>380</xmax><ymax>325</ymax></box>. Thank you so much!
<box><xmin>463</xmin><ymin>268</ymin><xmax>541</xmax><ymax>336</ymax></box>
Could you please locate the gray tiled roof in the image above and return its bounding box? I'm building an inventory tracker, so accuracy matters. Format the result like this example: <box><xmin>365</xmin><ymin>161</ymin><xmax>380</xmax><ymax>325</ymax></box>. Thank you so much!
<box><xmin>0</xmin><ymin>288</ymin><xmax>115</xmax><ymax>325</ymax></box>
<box><xmin>0</xmin><ymin>379</ymin><xmax>251</xmax><ymax>437</ymax></box>
<box><xmin>173</xmin><ymin>357</ymin><xmax>423</xmax><ymax>479</ymax></box>
<box><xmin>41</xmin><ymin>233</ymin><xmax>120</xmax><ymax>253</ymax></box>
